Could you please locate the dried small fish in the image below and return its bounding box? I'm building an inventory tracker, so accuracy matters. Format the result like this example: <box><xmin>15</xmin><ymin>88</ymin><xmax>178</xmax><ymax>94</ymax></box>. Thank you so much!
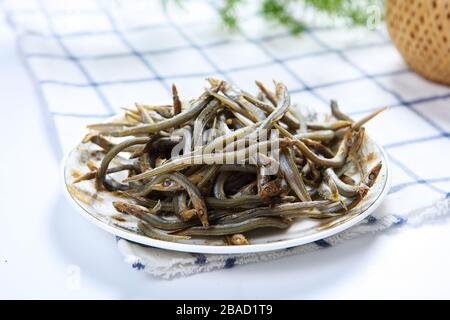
<box><xmin>258</xmin><ymin>82</ymin><xmax>291</xmax><ymax>131</ymax></box>
<box><xmin>96</xmin><ymin>137</ymin><xmax>150</xmax><ymax>190</ymax></box>
<box><xmin>113</xmin><ymin>201</ymin><xmax>198</xmax><ymax>230</ymax></box>
<box><xmin>175</xmin><ymin>217</ymin><xmax>291</xmax><ymax>236</ymax></box>
<box><xmin>292</xmin><ymin>130</ymin><xmax>352</xmax><ymax>168</ymax></box>
<box><xmin>330</xmin><ymin>99</ymin><xmax>353</xmax><ymax>122</ymax></box>
<box><xmin>279</xmin><ymin>149</ymin><xmax>311</xmax><ymax>202</ymax></box>
<box><xmin>78</xmin><ymin>79</ymin><xmax>384</xmax><ymax>242</ymax></box>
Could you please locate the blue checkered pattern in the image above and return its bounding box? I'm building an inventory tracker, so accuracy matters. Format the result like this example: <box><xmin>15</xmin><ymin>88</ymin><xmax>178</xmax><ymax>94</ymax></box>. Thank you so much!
<box><xmin>4</xmin><ymin>0</ymin><xmax>450</xmax><ymax>277</ymax></box>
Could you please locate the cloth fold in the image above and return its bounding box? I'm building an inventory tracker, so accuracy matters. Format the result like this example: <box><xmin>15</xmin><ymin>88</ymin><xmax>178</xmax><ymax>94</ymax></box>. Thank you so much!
<box><xmin>3</xmin><ymin>0</ymin><xmax>449</xmax><ymax>279</ymax></box>
<box><xmin>118</xmin><ymin>198</ymin><xmax>450</xmax><ymax>279</ymax></box>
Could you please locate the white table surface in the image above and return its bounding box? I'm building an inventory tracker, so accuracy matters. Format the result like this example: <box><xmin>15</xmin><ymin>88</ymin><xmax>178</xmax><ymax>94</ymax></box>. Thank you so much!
<box><xmin>1</xmin><ymin>12</ymin><xmax>449</xmax><ymax>300</ymax></box>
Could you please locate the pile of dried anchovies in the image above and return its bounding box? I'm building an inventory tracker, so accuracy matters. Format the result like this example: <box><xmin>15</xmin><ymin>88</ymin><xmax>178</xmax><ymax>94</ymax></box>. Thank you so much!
<box><xmin>75</xmin><ymin>79</ymin><xmax>385</xmax><ymax>244</ymax></box>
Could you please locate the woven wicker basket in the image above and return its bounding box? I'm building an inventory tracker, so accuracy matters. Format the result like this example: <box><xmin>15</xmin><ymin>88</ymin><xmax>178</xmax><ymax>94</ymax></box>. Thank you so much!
<box><xmin>386</xmin><ymin>0</ymin><xmax>450</xmax><ymax>85</ymax></box>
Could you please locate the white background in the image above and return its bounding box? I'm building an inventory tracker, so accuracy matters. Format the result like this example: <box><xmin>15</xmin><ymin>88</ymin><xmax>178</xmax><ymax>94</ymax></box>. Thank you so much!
<box><xmin>1</xmin><ymin>13</ymin><xmax>450</xmax><ymax>300</ymax></box>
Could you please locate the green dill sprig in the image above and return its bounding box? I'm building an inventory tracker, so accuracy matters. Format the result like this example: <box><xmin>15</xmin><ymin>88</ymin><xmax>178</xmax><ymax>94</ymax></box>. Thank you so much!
<box><xmin>218</xmin><ymin>0</ymin><xmax>385</xmax><ymax>34</ymax></box>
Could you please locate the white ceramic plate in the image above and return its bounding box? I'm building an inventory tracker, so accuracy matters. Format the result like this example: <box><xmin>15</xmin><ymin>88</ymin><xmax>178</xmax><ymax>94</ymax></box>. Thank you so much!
<box><xmin>63</xmin><ymin>111</ymin><xmax>390</xmax><ymax>254</ymax></box>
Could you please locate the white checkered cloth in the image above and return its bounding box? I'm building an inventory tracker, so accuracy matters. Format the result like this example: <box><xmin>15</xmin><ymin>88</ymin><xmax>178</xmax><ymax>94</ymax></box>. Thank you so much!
<box><xmin>4</xmin><ymin>0</ymin><xmax>450</xmax><ymax>279</ymax></box>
